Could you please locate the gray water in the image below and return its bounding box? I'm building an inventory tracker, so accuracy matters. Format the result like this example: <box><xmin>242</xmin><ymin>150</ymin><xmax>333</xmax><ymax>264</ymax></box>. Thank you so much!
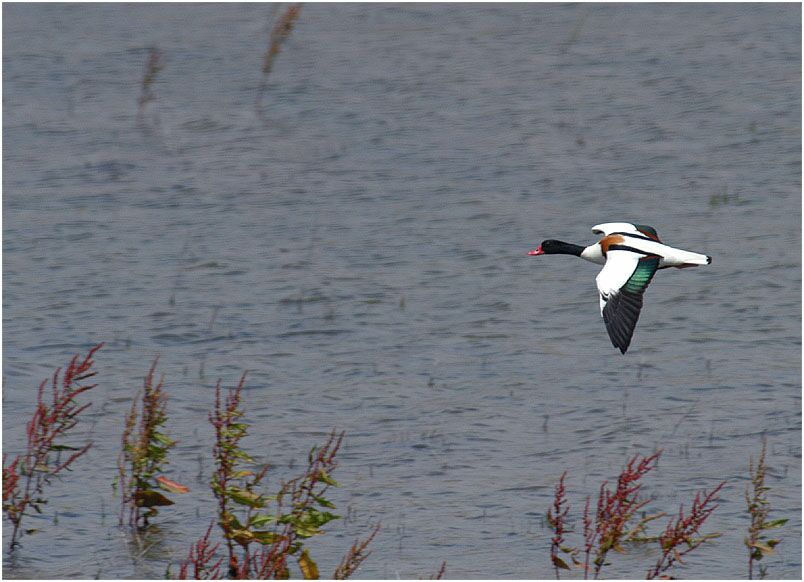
<box><xmin>3</xmin><ymin>3</ymin><xmax>801</xmax><ymax>579</ymax></box>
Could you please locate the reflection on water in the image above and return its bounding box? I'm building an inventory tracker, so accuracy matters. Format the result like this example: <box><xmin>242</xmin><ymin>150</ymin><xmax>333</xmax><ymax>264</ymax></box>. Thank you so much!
<box><xmin>3</xmin><ymin>3</ymin><xmax>801</xmax><ymax>579</ymax></box>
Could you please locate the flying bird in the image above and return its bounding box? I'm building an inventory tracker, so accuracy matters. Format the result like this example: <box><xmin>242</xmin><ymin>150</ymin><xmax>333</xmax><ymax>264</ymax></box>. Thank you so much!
<box><xmin>528</xmin><ymin>222</ymin><xmax>711</xmax><ymax>353</ymax></box>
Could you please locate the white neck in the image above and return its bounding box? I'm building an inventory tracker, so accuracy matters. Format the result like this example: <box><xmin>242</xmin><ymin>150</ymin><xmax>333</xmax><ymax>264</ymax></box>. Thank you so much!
<box><xmin>581</xmin><ymin>243</ymin><xmax>605</xmax><ymax>265</ymax></box>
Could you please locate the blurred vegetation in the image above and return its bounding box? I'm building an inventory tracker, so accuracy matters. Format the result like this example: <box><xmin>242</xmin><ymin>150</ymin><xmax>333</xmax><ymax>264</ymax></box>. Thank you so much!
<box><xmin>709</xmin><ymin>185</ymin><xmax>746</xmax><ymax>207</ymax></box>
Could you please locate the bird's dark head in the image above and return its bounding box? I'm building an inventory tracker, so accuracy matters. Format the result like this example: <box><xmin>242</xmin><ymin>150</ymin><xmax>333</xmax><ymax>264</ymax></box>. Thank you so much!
<box><xmin>528</xmin><ymin>239</ymin><xmax>583</xmax><ymax>257</ymax></box>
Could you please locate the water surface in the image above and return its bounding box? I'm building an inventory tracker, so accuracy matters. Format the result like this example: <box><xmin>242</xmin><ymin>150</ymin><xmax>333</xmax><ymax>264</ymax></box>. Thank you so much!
<box><xmin>3</xmin><ymin>3</ymin><xmax>801</xmax><ymax>578</ymax></box>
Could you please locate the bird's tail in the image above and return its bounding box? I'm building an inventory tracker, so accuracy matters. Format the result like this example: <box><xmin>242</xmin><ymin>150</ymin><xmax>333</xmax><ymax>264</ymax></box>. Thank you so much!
<box><xmin>673</xmin><ymin>249</ymin><xmax>712</xmax><ymax>267</ymax></box>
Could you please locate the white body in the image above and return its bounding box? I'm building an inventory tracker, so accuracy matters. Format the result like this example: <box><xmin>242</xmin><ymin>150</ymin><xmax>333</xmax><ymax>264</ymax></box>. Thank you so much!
<box><xmin>584</xmin><ymin>223</ymin><xmax>711</xmax><ymax>315</ymax></box>
<box><xmin>581</xmin><ymin>223</ymin><xmax>710</xmax><ymax>269</ymax></box>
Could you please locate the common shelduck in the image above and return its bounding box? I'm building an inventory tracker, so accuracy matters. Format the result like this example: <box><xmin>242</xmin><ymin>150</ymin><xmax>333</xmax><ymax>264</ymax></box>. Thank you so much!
<box><xmin>528</xmin><ymin>222</ymin><xmax>712</xmax><ymax>354</ymax></box>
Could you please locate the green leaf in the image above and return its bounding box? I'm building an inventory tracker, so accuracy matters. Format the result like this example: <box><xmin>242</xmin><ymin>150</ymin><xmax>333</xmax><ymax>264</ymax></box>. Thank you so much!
<box><xmin>232</xmin><ymin>449</ymin><xmax>256</xmax><ymax>463</ymax></box>
<box><xmin>252</xmin><ymin>530</ymin><xmax>284</xmax><ymax>545</ymax></box>
<box><xmin>221</xmin><ymin>511</ymin><xmax>243</xmax><ymax>530</ymax></box>
<box><xmin>306</xmin><ymin>509</ymin><xmax>339</xmax><ymax>527</ymax></box>
<box><xmin>250</xmin><ymin>513</ymin><xmax>277</xmax><ymax>528</ymax></box>
<box><xmin>294</xmin><ymin>523</ymin><xmax>322</xmax><ymax>538</ymax></box>
<box><xmin>152</xmin><ymin>432</ymin><xmax>174</xmax><ymax>446</ymax></box>
<box><xmin>751</xmin><ymin>541</ymin><xmax>776</xmax><ymax>556</ymax></box>
<box><xmin>317</xmin><ymin>469</ymin><xmax>339</xmax><ymax>487</ymax></box>
<box><xmin>135</xmin><ymin>489</ymin><xmax>174</xmax><ymax>508</ymax></box>
<box><xmin>230</xmin><ymin>529</ymin><xmax>255</xmax><ymax>546</ymax></box>
<box><xmin>312</xmin><ymin>494</ymin><xmax>336</xmax><ymax>509</ymax></box>
<box><xmin>298</xmin><ymin>549</ymin><xmax>320</xmax><ymax>579</ymax></box>
<box><xmin>228</xmin><ymin>488</ymin><xmax>266</xmax><ymax>508</ymax></box>
<box><xmin>763</xmin><ymin>518</ymin><xmax>788</xmax><ymax>529</ymax></box>
<box><xmin>552</xmin><ymin>555</ymin><xmax>572</xmax><ymax>570</ymax></box>
<box><xmin>49</xmin><ymin>444</ymin><xmax>80</xmax><ymax>451</ymax></box>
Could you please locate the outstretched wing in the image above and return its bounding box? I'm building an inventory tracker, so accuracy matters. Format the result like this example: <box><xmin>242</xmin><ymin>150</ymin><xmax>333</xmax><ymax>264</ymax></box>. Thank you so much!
<box><xmin>596</xmin><ymin>250</ymin><xmax>660</xmax><ymax>354</ymax></box>
<box><xmin>632</xmin><ymin>224</ymin><xmax>661</xmax><ymax>242</ymax></box>
<box><xmin>592</xmin><ymin>222</ymin><xmax>662</xmax><ymax>242</ymax></box>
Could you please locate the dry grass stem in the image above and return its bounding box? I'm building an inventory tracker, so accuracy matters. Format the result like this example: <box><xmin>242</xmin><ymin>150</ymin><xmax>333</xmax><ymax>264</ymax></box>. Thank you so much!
<box><xmin>138</xmin><ymin>46</ymin><xmax>164</xmax><ymax>114</ymax></box>
<box><xmin>256</xmin><ymin>3</ymin><xmax>303</xmax><ymax>114</ymax></box>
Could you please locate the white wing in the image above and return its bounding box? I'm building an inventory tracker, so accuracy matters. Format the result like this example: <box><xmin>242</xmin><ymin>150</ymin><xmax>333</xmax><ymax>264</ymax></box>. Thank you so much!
<box><xmin>591</xmin><ymin>222</ymin><xmax>641</xmax><ymax>236</ymax></box>
<box><xmin>596</xmin><ymin>249</ymin><xmax>661</xmax><ymax>354</ymax></box>
<box><xmin>595</xmin><ymin>250</ymin><xmax>641</xmax><ymax>312</ymax></box>
<box><xmin>592</xmin><ymin>222</ymin><xmax>663</xmax><ymax>243</ymax></box>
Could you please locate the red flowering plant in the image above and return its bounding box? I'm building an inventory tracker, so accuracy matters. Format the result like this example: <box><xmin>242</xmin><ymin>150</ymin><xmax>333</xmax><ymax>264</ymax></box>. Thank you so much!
<box><xmin>2</xmin><ymin>344</ymin><xmax>103</xmax><ymax>549</ymax></box>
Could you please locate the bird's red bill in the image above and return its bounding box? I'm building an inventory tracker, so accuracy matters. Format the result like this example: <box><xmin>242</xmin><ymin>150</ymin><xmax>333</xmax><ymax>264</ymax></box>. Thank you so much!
<box><xmin>528</xmin><ymin>246</ymin><xmax>544</xmax><ymax>256</ymax></box>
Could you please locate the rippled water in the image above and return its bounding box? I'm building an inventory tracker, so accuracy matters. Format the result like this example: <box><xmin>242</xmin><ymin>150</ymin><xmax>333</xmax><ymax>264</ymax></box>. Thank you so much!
<box><xmin>3</xmin><ymin>3</ymin><xmax>801</xmax><ymax>579</ymax></box>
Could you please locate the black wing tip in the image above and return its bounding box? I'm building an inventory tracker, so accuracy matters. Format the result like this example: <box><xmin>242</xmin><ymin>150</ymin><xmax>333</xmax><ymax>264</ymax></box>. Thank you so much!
<box><xmin>707</xmin><ymin>255</ymin><xmax>713</xmax><ymax>264</ymax></box>
<box><xmin>602</xmin><ymin>290</ymin><xmax>642</xmax><ymax>354</ymax></box>
<box><xmin>610</xmin><ymin>335</ymin><xmax>630</xmax><ymax>354</ymax></box>
<box><xmin>606</xmin><ymin>329</ymin><xmax>633</xmax><ymax>354</ymax></box>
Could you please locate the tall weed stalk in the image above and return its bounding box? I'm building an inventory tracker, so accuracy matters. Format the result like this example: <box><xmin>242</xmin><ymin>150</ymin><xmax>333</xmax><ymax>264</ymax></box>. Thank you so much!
<box><xmin>174</xmin><ymin>374</ymin><xmax>378</xmax><ymax>579</ymax></box>
<box><xmin>646</xmin><ymin>481</ymin><xmax>725</xmax><ymax>579</ymax></box>
<box><xmin>546</xmin><ymin>471</ymin><xmax>571</xmax><ymax>577</ymax></box>
<box><xmin>116</xmin><ymin>358</ymin><xmax>188</xmax><ymax>528</ymax></box>
<box><xmin>745</xmin><ymin>439</ymin><xmax>787</xmax><ymax>579</ymax></box>
<box><xmin>256</xmin><ymin>3</ymin><xmax>303</xmax><ymax>115</ymax></box>
<box><xmin>548</xmin><ymin>451</ymin><xmax>723</xmax><ymax>579</ymax></box>
<box><xmin>584</xmin><ymin>451</ymin><xmax>662</xmax><ymax>579</ymax></box>
<box><xmin>177</xmin><ymin>521</ymin><xmax>224</xmax><ymax>580</ymax></box>
<box><xmin>333</xmin><ymin>523</ymin><xmax>381</xmax><ymax>579</ymax></box>
<box><xmin>138</xmin><ymin>46</ymin><xmax>164</xmax><ymax>118</ymax></box>
<box><xmin>2</xmin><ymin>344</ymin><xmax>103</xmax><ymax>549</ymax></box>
